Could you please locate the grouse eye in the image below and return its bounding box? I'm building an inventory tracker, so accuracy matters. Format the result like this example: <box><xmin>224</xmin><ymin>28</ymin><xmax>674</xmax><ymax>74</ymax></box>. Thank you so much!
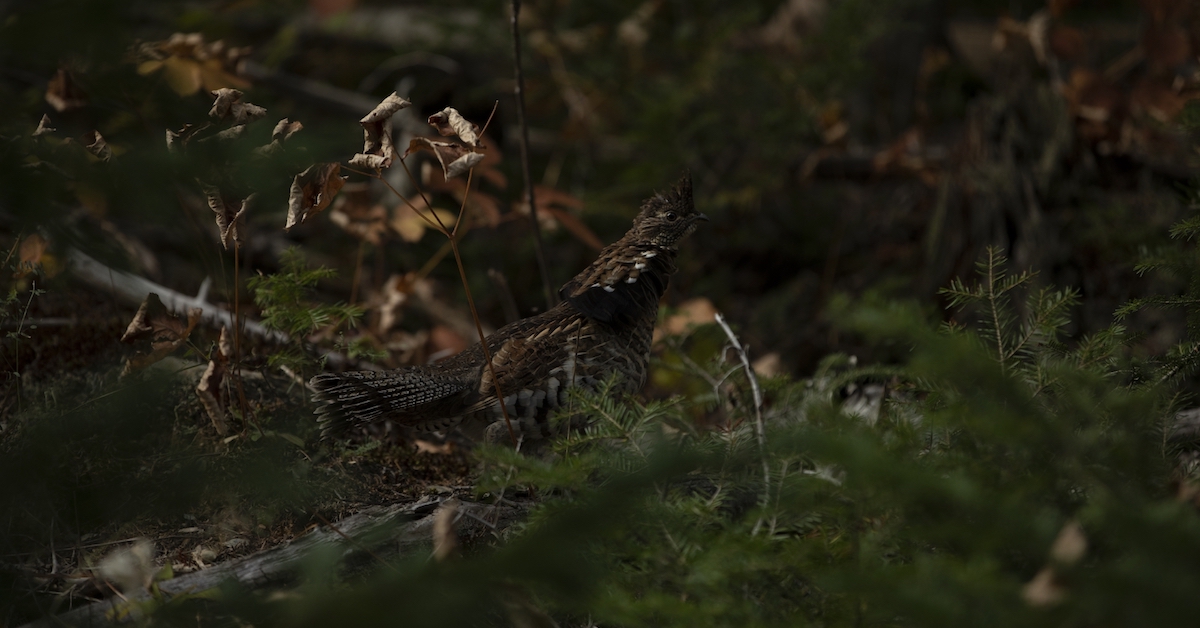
<box><xmin>665</xmin><ymin>211</ymin><xmax>678</xmax><ymax>221</ymax></box>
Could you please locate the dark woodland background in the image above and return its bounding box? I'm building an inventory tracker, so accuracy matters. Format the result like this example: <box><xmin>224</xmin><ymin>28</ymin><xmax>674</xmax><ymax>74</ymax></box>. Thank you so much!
<box><xmin>4</xmin><ymin>0</ymin><xmax>1200</xmax><ymax>626</ymax></box>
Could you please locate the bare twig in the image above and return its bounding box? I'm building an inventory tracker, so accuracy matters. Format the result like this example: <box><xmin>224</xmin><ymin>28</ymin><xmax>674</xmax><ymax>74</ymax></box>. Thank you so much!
<box><xmin>511</xmin><ymin>0</ymin><xmax>555</xmax><ymax>310</ymax></box>
<box><xmin>714</xmin><ymin>313</ymin><xmax>770</xmax><ymax>522</ymax></box>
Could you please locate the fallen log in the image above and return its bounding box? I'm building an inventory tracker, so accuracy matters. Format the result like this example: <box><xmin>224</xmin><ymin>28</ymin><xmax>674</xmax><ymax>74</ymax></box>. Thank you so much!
<box><xmin>28</xmin><ymin>498</ymin><xmax>524</xmax><ymax>627</ymax></box>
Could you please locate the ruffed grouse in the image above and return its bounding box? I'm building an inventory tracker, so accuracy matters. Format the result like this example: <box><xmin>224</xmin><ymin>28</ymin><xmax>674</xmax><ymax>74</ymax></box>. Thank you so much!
<box><xmin>310</xmin><ymin>175</ymin><xmax>705</xmax><ymax>441</ymax></box>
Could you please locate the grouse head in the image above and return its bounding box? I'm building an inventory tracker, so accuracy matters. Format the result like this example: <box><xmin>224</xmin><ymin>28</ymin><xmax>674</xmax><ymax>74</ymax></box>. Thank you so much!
<box><xmin>632</xmin><ymin>174</ymin><xmax>706</xmax><ymax>250</ymax></box>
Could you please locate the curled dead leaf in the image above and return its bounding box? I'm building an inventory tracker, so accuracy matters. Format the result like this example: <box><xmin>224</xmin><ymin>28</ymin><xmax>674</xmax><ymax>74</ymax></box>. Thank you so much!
<box><xmin>286</xmin><ymin>163</ymin><xmax>345</xmax><ymax>230</ymax></box>
<box><xmin>209</xmin><ymin>88</ymin><xmax>266</xmax><ymax>125</ymax></box>
<box><xmin>196</xmin><ymin>326</ymin><xmax>233</xmax><ymax>435</ymax></box>
<box><xmin>84</xmin><ymin>130</ymin><xmax>112</xmax><ymax>161</ymax></box>
<box><xmin>427</xmin><ymin>107</ymin><xmax>481</xmax><ymax>147</ymax></box>
<box><xmin>271</xmin><ymin>118</ymin><xmax>303</xmax><ymax>142</ymax></box>
<box><xmin>166</xmin><ymin>123</ymin><xmax>208</xmax><ymax>152</ymax></box>
<box><xmin>353</xmin><ymin>92</ymin><xmax>411</xmax><ymax>171</ymax></box>
<box><xmin>33</xmin><ymin>114</ymin><xmax>55</xmax><ymax>137</ymax></box>
<box><xmin>203</xmin><ymin>187</ymin><xmax>252</xmax><ymax>249</ymax></box>
<box><xmin>254</xmin><ymin>118</ymin><xmax>304</xmax><ymax>157</ymax></box>
<box><xmin>405</xmin><ymin>137</ymin><xmax>483</xmax><ymax>179</ymax></box>
<box><xmin>120</xmin><ymin>293</ymin><xmax>202</xmax><ymax>376</ymax></box>
<box><xmin>347</xmin><ymin>153</ymin><xmax>392</xmax><ymax>170</ymax></box>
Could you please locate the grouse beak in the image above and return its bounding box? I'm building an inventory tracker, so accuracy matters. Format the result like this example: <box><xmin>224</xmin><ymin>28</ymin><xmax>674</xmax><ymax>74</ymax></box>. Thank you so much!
<box><xmin>696</xmin><ymin>213</ymin><xmax>709</xmax><ymax>222</ymax></box>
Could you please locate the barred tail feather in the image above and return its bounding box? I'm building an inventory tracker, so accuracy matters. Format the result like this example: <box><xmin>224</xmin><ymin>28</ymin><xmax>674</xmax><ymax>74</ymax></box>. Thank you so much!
<box><xmin>309</xmin><ymin>368</ymin><xmax>475</xmax><ymax>437</ymax></box>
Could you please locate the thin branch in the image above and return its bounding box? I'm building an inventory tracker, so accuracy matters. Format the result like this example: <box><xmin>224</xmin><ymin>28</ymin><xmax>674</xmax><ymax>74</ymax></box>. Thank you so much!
<box><xmin>714</xmin><ymin>312</ymin><xmax>769</xmax><ymax>519</ymax></box>
<box><xmin>984</xmin><ymin>248</ymin><xmax>1007</xmax><ymax>371</ymax></box>
<box><xmin>511</xmin><ymin>0</ymin><xmax>555</xmax><ymax>310</ymax></box>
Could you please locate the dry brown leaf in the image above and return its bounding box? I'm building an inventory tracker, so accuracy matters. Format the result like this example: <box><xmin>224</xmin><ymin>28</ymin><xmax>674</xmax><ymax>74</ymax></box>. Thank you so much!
<box><xmin>165</xmin><ymin>123</ymin><xmax>208</xmax><ymax>152</ymax></box>
<box><xmin>405</xmin><ymin>137</ymin><xmax>483</xmax><ymax>179</ymax></box>
<box><xmin>196</xmin><ymin>326</ymin><xmax>233</xmax><ymax>435</ymax></box>
<box><xmin>271</xmin><ymin>118</ymin><xmax>303</xmax><ymax>143</ymax></box>
<box><xmin>431</xmin><ymin>499</ymin><xmax>459</xmax><ymax>561</ymax></box>
<box><xmin>45</xmin><ymin>68</ymin><xmax>87</xmax><ymax>112</ymax></box>
<box><xmin>254</xmin><ymin>118</ymin><xmax>304</xmax><ymax>157</ymax></box>
<box><xmin>427</xmin><ymin>107</ymin><xmax>481</xmax><ymax>147</ymax></box>
<box><xmin>203</xmin><ymin>187</ymin><xmax>252</xmax><ymax>249</ymax></box>
<box><xmin>84</xmin><ymin>130</ymin><xmax>112</xmax><ymax>162</ymax></box>
<box><xmin>120</xmin><ymin>293</ymin><xmax>202</xmax><ymax>376</ymax></box>
<box><xmin>33</xmin><ymin>114</ymin><xmax>55</xmax><ymax>137</ymax></box>
<box><xmin>347</xmin><ymin>153</ymin><xmax>392</xmax><ymax>170</ymax></box>
<box><xmin>286</xmin><ymin>163</ymin><xmax>345</xmax><ymax>230</ymax></box>
<box><xmin>208</xmin><ymin>88</ymin><xmax>266</xmax><ymax>125</ymax></box>
<box><xmin>352</xmin><ymin>92</ymin><xmax>411</xmax><ymax>170</ymax></box>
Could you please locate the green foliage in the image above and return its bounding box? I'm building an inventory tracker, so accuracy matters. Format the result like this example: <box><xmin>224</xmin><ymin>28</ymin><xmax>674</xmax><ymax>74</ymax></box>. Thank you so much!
<box><xmin>248</xmin><ymin>247</ymin><xmax>375</xmax><ymax>370</ymax></box>
<box><xmin>1117</xmin><ymin>191</ymin><xmax>1200</xmax><ymax>382</ymax></box>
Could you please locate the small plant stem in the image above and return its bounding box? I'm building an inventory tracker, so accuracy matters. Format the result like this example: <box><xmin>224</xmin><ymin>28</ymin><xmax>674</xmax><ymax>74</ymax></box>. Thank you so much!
<box><xmin>511</xmin><ymin>0</ymin><xmax>555</xmax><ymax>310</ymax></box>
<box><xmin>447</xmin><ymin>169</ymin><xmax>518</xmax><ymax>446</ymax></box>
<box><xmin>378</xmin><ymin>158</ymin><xmax>518</xmax><ymax>445</ymax></box>
<box><xmin>232</xmin><ymin>246</ymin><xmax>256</xmax><ymax>432</ymax></box>
<box><xmin>984</xmin><ymin>248</ymin><xmax>1006</xmax><ymax>371</ymax></box>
